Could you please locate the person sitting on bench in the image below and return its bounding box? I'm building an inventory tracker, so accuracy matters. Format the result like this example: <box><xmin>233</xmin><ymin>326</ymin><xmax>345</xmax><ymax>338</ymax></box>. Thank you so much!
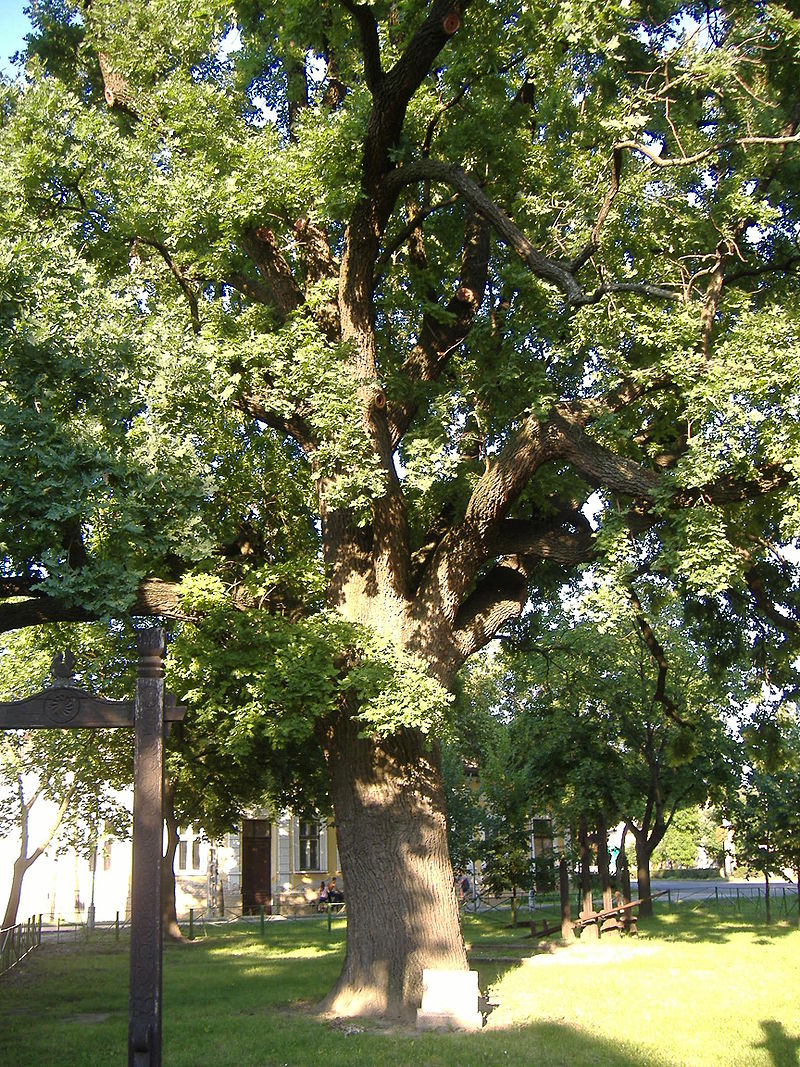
<box><xmin>327</xmin><ymin>878</ymin><xmax>344</xmax><ymax>905</ymax></box>
<box><xmin>316</xmin><ymin>880</ymin><xmax>329</xmax><ymax>911</ymax></box>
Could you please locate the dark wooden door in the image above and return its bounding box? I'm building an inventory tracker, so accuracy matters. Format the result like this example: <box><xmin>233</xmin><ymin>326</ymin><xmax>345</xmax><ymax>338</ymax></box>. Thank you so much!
<box><xmin>241</xmin><ymin>820</ymin><xmax>271</xmax><ymax>914</ymax></box>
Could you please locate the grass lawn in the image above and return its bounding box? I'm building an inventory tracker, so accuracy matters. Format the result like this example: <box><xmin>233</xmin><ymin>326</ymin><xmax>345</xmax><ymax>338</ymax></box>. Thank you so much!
<box><xmin>1</xmin><ymin>907</ymin><xmax>798</xmax><ymax>1066</ymax></box>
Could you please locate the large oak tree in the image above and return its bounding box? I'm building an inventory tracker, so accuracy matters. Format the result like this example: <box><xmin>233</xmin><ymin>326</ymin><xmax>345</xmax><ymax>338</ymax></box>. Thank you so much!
<box><xmin>2</xmin><ymin>0</ymin><xmax>800</xmax><ymax>1017</ymax></box>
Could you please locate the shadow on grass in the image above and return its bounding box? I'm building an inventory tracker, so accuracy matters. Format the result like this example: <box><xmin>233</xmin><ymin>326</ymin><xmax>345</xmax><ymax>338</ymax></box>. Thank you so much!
<box><xmin>755</xmin><ymin>1020</ymin><xmax>800</xmax><ymax>1067</ymax></box>
<box><xmin>5</xmin><ymin>918</ymin><xmax>798</xmax><ymax>1066</ymax></box>
<box><xmin>0</xmin><ymin>1009</ymin><xmax>684</xmax><ymax>1067</ymax></box>
<box><xmin>637</xmin><ymin>907</ymin><xmax>800</xmax><ymax>945</ymax></box>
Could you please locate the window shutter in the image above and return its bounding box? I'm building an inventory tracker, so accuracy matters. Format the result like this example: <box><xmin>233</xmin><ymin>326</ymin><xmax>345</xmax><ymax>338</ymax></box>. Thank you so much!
<box><xmin>278</xmin><ymin>814</ymin><xmax>291</xmax><ymax>878</ymax></box>
<box><xmin>318</xmin><ymin>821</ymin><xmax>327</xmax><ymax>871</ymax></box>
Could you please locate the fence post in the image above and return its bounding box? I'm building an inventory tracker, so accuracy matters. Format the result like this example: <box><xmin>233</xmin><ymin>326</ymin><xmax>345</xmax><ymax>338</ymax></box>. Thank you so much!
<box><xmin>57</xmin><ymin>918</ymin><xmax>61</xmax><ymax>944</ymax></box>
<box><xmin>260</xmin><ymin>906</ymin><xmax>265</xmax><ymax>936</ymax></box>
<box><xmin>188</xmin><ymin>908</ymin><xmax>194</xmax><ymax>941</ymax></box>
<box><xmin>116</xmin><ymin>912</ymin><xmax>120</xmax><ymax>942</ymax></box>
<box><xmin>37</xmin><ymin>915</ymin><xmax>42</xmax><ymax>947</ymax></box>
<box><xmin>715</xmin><ymin>886</ymin><xmax>719</xmax><ymax>902</ymax></box>
<box><xmin>667</xmin><ymin>889</ymin><xmax>672</xmax><ymax>905</ymax></box>
<box><xmin>327</xmin><ymin>903</ymin><xmax>332</xmax><ymax>933</ymax></box>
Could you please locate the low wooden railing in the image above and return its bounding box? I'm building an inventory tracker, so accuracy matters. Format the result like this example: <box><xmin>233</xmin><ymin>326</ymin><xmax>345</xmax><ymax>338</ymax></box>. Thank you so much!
<box><xmin>0</xmin><ymin>915</ymin><xmax>42</xmax><ymax>977</ymax></box>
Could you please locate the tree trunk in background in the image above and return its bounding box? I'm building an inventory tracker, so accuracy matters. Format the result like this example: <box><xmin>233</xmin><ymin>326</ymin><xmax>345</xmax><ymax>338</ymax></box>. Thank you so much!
<box><xmin>2</xmin><ymin>786</ymin><xmax>71</xmax><ymax>941</ymax></box>
<box><xmin>319</xmin><ymin>711</ymin><xmax>468</xmax><ymax>1019</ymax></box>
<box><xmin>579</xmin><ymin>813</ymin><xmax>598</xmax><ymax>939</ymax></box>
<box><xmin>598</xmin><ymin>812</ymin><xmax>613</xmax><ymax>914</ymax></box>
<box><xmin>764</xmin><ymin>868</ymin><xmax>771</xmax><ymax>925</ymax></box>
<box><xmin>559</xmin><ymin>855</ymin><xmax>575</xmax><ymax>942</ymax></box>
<box><xmin>597</xmin><ymin>812</ymin><xmax>619</xmax><ymax>937</ymax></box>
<box><xmin>161</xmin><ymin>777</ymin><xmax>183</xmax><ymax>942</ymax></box>
<box><xmin>634</xmin><ymin>830</ymin><xmax>654</xmax><ymax>918</ymax></box>
<box><xmin>618</xmin><ymin>826</ymin><xmax>632</xmax><ymax>905</ymax></box>
<box><xmin>2</xmin><ymin>854</ymin><xmax>29</xmax><ymax>942</ymax></box>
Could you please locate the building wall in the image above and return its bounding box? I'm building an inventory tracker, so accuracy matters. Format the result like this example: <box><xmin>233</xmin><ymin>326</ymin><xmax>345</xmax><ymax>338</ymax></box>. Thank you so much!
<box><xmin>0</xmin><ymin>803</ymin><xmax>342</xmax><ymax>926</ymax></box>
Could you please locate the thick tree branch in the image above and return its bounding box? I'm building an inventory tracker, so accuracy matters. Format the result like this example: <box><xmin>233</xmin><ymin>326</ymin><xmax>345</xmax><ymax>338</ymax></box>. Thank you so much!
<box><xmin>383</xmin><ymin>159</ymin><xmax>581</xmax><ymax>299</ymax></box>
<box><xmin>337</xmin><ymin>1</ymin><xmax>383</xmax><ymax>93</ymax></box>
<box><xmin>293</xmin><ymin>217</ymin><xmax>341</xmax><ymax>339</ymax></box>
<box><xmin>673</xmin><ymin>464</ymin><xmax>792</xmax><ymax>507</ymax></box>
<box><xmin>0</xmin><ymin>578</ymin><xmax>192</xmax><ymax>635</ymax></box>
<box><xmin>493</xmin><ymin>519</ymin><xmax>594</xmax><ymax>566</ymax></box>
<box><xmin>388</xmin><ymin>210</ymin><xmax>490</xmax><ymax>446</ymax></box>
<box><xmin>241</xmin><ymin>227</ymin><xmax>304</xmax><ymax>322</ymax></box>
<box><xmin>234</xmin><ymin>393</ymin><xmax>317</xmax><ymax>455</ymax></box>
<box><xmin>547</xmin><ymin>409</ymin><xmax>662</xmax><ymax>500</ymax></box>
<box><xmin>452</xmin><ymin>564</ymin><xmax>528</xmax><ymax>659</ymax></box>
<box><xmin>338</xmin><ymin>2</ymin><xmax>473</xmax><ymax>384</ymax></box>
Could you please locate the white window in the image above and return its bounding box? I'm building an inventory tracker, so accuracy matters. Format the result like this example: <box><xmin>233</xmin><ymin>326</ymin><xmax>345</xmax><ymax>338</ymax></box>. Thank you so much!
<box><xmin>177</xmin><ymin>825</ymin><xmax>204</xmax><ymax>873</ymax></box>
<box><xmin>294</xmin><ymin>818</ymin><xmax>326</xmax><ymax>872</ymax></box>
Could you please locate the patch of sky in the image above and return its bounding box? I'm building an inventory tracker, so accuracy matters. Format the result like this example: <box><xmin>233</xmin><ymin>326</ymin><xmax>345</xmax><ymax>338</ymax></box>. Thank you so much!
<box><xmin>0</xmin><ymin>3</ymin><xmax>31</xmax><ymax>77</ymax></box>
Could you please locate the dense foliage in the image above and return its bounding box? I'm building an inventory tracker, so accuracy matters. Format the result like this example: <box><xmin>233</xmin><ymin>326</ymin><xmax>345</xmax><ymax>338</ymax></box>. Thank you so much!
<box><xmin>2</xmin><ymin>0</ymin><xmax>800</xmax><ymax>1014</ymax></box>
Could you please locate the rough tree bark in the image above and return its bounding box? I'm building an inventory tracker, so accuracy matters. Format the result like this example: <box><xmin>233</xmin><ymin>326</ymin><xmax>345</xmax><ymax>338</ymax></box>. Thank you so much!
<box><xmin>319</xmin><ymin>709</ymin><xmax>467</xmax><ymax>1019</ymax></box>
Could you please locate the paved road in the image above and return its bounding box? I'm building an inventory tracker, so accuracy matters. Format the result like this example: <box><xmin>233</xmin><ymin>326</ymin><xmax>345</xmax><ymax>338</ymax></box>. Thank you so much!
<box><xmin>632</xmin><ymin>878</ymin><xmax>796</xmax><ymax>899</ymax></box>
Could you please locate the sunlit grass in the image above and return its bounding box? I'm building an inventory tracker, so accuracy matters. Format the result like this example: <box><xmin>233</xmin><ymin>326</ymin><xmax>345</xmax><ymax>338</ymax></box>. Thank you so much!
<box><xmin>1</xmin><ymin>909</ymin><xmax>798</xmax><ymax>1065</ymax></box>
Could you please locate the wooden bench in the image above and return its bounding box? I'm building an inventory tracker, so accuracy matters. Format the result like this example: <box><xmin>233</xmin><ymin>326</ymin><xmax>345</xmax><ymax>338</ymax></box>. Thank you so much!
<box><xmin>574</xmin><ymin>898</ymin><xmax>641</xmax><ymax>936</ymax></box>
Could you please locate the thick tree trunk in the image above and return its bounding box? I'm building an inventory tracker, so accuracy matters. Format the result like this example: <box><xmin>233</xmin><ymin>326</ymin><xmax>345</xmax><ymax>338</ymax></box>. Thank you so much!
<box><xmin>319</xmin><ymin>711</ymin><xmax>467</xmax><ymax>1020</ymax></box>
<box><xmin>161</xmin><ymin>777</ymin><xmax>183</xmax><ymax>942</ymax></box>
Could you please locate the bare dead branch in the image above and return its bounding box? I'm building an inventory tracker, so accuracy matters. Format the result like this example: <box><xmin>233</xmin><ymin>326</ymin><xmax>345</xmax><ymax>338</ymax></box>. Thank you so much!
<box><xmin>616</xmin><ymin>130</ymin><xmax>800</xmax><ymax>169</ymax></box>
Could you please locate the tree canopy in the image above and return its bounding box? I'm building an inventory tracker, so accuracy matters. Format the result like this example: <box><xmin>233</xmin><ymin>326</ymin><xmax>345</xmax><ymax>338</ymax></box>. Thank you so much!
<box><xmin>2</xmin><ymin>0</ymin><xmax>800</xmax><ymax>1018</ymax></box>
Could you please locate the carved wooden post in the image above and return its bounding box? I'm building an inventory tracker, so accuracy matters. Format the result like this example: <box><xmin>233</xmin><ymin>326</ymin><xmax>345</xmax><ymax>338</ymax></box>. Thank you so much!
<box><xmin>0</xmin><ymin>638</ymin><xmax>184</xmax><ymax>1063</ymax></box>
<box><xmin>128</xmin><ymin>629</ymin><xmax>165</xmax><ymax>1067</ymax></box>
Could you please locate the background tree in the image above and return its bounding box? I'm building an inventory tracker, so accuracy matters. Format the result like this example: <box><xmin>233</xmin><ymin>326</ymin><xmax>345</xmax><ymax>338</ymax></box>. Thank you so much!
<box><xmin>2</xmin><ymin>0</ymin><xmax>800</xmax><ymax>1017</ymax></box>
<box><xmin>651</xmin><ymin>804</ymin><xmax>722</xmax><ymax>871</ymax></box>
<box><xmin>733</xmin><ymin>710</ymin><xmax>800</xmax><ymax>925</ymax></box>
<box><xmin>500</xmin><ymin>586</ymin><xmax>742</xmax><ymax>915</ymax></box>
<box><xmin>0</xmin><ymin>628</ymin><xmax>131</xmax><ymax>935</ymax></box>
<box><xmin>476</xmin><ymin>729</ymin><xmax>534</xmax><ymax>926</ymax></box>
